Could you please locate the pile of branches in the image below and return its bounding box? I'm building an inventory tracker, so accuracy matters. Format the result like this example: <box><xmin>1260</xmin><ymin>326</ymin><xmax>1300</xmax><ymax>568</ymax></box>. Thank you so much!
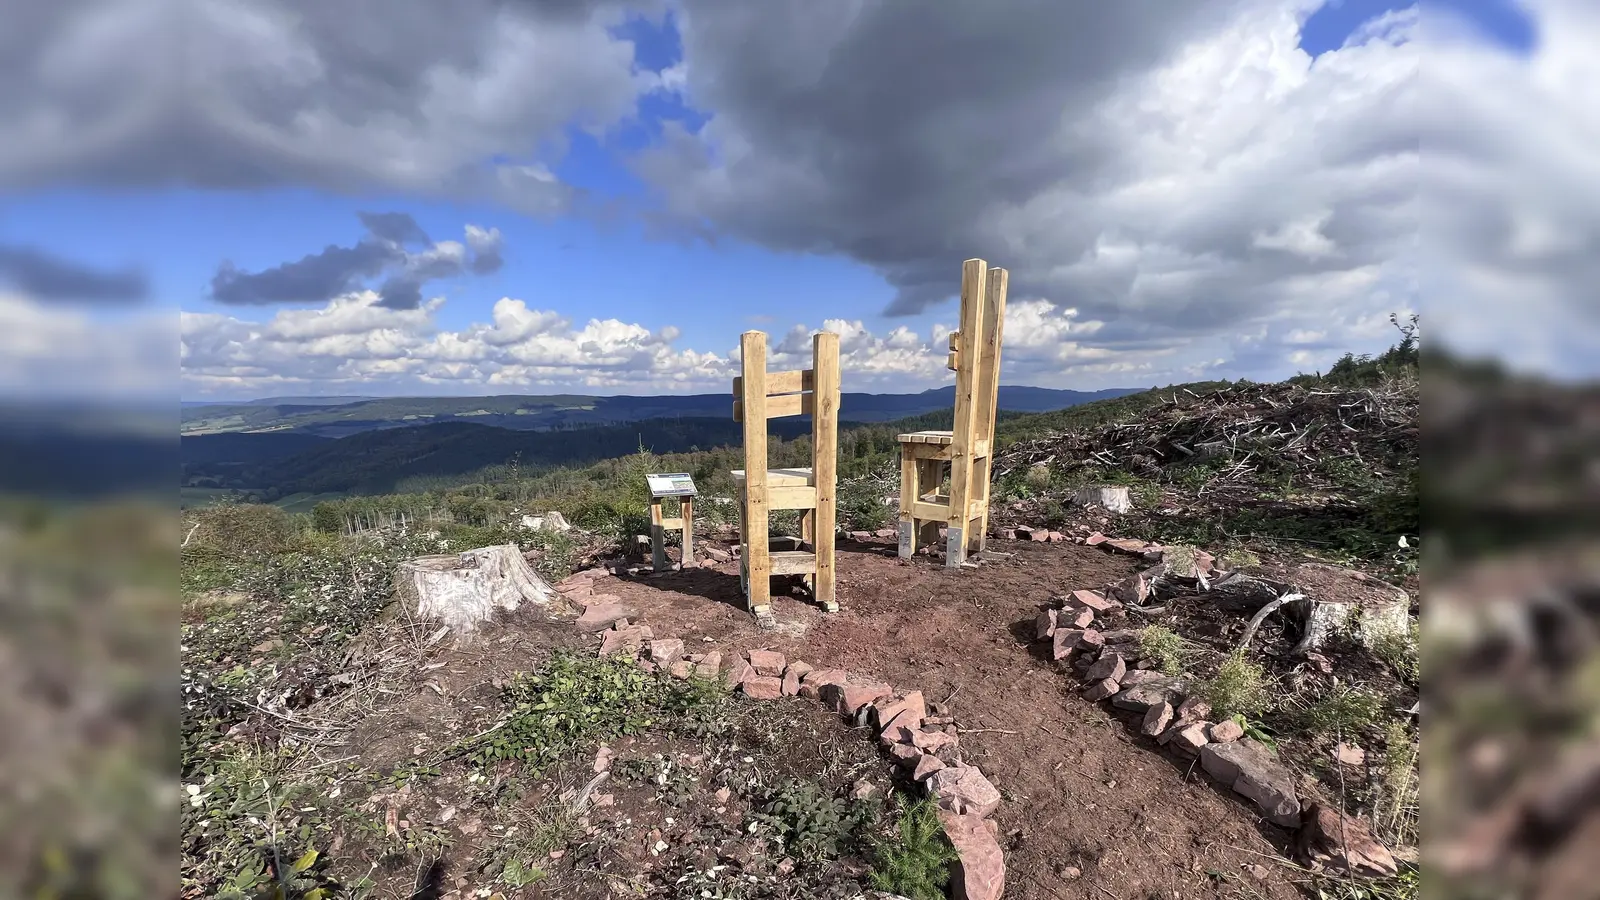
<box><xmin>996</xmin><ymin>379</ymin><xmax>1418</xmax><ymax>503</ymax></box>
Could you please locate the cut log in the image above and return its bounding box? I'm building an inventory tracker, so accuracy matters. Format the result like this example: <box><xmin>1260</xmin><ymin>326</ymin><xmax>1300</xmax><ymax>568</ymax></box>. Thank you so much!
<box><xmin>1073</xmin><ymin>486</ymin><xmax>1132</xmax><ymax>514</ymax></box>
<box><xmin>399</xmin><ymin>544</ymin><xmax>554</xmax><ymax>636</ymax></box>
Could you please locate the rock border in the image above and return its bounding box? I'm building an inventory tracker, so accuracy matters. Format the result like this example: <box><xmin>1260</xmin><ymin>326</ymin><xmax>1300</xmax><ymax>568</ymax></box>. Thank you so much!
<box><xmin>554</xmin><ymin>568</ymin><xmax>1009</xmax><ymax>900</ymax></box>
<box><xmin>1028</xmin><ymin>536</ymin><xmax>1400</xmax><ymax>878</ymax></box>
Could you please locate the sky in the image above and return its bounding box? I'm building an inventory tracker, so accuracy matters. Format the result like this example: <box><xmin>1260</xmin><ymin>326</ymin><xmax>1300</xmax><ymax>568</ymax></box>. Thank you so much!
<box><xmin>0</xmin><ymin>0</ymin><xmax>1589</xmax><ymax>401</ymax></box>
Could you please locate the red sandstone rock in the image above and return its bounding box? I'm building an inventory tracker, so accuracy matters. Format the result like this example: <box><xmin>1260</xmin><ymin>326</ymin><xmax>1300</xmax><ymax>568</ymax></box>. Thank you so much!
<box><xmin>742</xmin><ymin>675</ymin><xmax>782</xmax><ymax>700</ymax></box>
<box><xmin>936</xmin><ymin>810</ymin><xmax>1006</xmax><ymax>900</ymax></box>
<box><xmin>748</xmin><ymin>649</ymin><xmax>786</xmax><ymax>677</ymax></box>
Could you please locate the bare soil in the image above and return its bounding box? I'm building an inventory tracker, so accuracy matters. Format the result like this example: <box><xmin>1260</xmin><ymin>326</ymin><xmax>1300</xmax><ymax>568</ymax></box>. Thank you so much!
<box><xmin>593</xmin><ymin>536</ymin><xmax>1307</xmax><ymax>900</ymax></box>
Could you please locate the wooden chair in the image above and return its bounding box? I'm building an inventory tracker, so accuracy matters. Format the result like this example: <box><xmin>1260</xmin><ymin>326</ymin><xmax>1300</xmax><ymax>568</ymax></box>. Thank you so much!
<box><xmin>731</xmin><ymin>330</ymin><xmax>841</xmax><ymax>614</ymax></box>
<box><xmin>897</xmin><ymin>258</ymin><xmax>1008</xmax><ymax>567</ymax></box>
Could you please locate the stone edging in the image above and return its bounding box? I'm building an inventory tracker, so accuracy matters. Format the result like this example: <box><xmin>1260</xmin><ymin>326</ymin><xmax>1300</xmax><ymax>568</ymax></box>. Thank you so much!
<box><xmin>555</xmin><ymin>570</ymin><xmax>1007</xmax><ymax>900</ymax></box>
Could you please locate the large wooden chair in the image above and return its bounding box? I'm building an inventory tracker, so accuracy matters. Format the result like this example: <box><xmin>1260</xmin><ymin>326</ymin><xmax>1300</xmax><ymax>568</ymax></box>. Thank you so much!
<box><xmin>731</xmin><ymin>330</ymin><xmax>841</xmax><ymax>614</ymax></box>
<box><xmin>896</xmin><ymin>258</ymin><xmax>1008</xmax><ymax>567</ymax></box>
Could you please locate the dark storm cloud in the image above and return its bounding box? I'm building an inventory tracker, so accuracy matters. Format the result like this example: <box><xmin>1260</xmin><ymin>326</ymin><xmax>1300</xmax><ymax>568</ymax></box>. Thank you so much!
<box><xmin>0</xmin><ymin>0</ymin><xmax>651</xmax><ymax>214</ymax></box>
<box><xmin>358</xmin><ymin>212</ymin><xmax>431</xmax><ymax>246</ymax></box>
<box><xmin>0</xmin><ymin>245</ymin><xmax>148</xmax><ymax>304</ymax></box>
<box><xmin>210</xmin><ymin>214</ymin><xmax>506</xmax><ymax>309</ymax></box>
<box><xmin>209</xmin><ymin>241</ymin><xmax>399</xmax><ymax>306</ymax></box>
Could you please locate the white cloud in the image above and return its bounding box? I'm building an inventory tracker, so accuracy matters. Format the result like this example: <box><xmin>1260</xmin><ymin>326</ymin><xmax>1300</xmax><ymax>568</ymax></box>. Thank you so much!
<box><xmin>0</xmin><ymin>292</ymin><xmax>174</xmax><ymax>399</ymax></box>
<box><xmin>183</xmin><ymin>291</ymin><xmax>1203</xmax><ymax>398</ymax></box>
<box><xmin>1422</xmin><ymin>0</ymin><xmax>1600</xmax><ymax>376</ymax></box>
<box><xmin>632</xmin><ymin>0</ymin><xmax>1423</xmax><ymax>381</ymax></box>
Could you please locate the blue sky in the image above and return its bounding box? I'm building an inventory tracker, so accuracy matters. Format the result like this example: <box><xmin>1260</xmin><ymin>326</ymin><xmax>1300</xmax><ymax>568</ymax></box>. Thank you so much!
<box><xmin>3</xmin><ymin>0</ymin><xmax>1567</xmax><ymax>400</ymax></box>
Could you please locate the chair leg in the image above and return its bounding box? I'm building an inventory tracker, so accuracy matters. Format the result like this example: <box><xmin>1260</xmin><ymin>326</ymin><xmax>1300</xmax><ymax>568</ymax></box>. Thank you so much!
<box><xmin>897</xmin><ymin>445</ymin><xmax>917</xmax><ymax>558</ymax></box>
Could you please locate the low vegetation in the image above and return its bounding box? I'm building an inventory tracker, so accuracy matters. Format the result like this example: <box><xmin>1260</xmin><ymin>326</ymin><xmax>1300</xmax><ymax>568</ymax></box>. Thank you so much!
<box><xmin>869</xmin><ymin>799</ymin><xmax>958</xmax><ymax>900</ymax></box>
<box><xmin>1197</xmin><ymin>650</ymin><xmax>1272</xmax><ymax>721</ymax></box>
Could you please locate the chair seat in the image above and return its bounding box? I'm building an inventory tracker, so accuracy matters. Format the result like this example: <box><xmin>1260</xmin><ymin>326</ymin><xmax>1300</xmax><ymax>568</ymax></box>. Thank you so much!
<box><xmin>896</xmin><ymin>430</ymin><xmax>954</xmax><ymax>446</ymax></box>
<box><xmin>731</xmin><ymin>467</ymin><xmax>815</xmax><ymax>487</ymax></box>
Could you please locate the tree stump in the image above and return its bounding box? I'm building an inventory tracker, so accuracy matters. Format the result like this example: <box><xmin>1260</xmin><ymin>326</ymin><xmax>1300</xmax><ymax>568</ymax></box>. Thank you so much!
<box><xmin>398</xmin><ymin>544</ymin><xmax>554</xmax><ymax>637</ymax></box>
<box><xmin>1074</xmin><ymin>486</ymin><xmax>1132</xmax><ymax>514</ymax></box>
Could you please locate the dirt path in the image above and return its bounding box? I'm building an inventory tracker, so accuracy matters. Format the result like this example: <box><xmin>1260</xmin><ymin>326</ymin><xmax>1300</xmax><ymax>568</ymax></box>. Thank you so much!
<box><xmin>598</xmin><ymin>537</ymin><xmax>1304</xmax><ymax>900</ymax></box>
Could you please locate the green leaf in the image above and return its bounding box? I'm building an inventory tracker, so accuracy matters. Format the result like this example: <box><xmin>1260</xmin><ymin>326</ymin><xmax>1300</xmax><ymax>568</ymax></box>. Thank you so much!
<box><xmin>292</xmin><ymin>848</ymin><xmax>319</xmax><ymax>872</ymax></box>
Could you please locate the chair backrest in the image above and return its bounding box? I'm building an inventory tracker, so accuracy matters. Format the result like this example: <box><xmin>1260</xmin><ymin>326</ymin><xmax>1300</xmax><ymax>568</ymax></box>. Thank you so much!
<box><xmin>947</xmin><ymin>258</ymin><xmax>1009</xmax><ymax>450</ymax></box>
<box><xmin>732</xmin><ymin>344</ymin><xmax>822</xmax><ymax>424</ymax></box>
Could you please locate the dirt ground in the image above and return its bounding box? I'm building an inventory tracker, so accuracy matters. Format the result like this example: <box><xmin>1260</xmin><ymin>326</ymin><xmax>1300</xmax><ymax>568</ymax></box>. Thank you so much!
<box><xmin>588</xmin><ymin>536</ymin><xmax>1307</xmax><ymax>900</ymax></box>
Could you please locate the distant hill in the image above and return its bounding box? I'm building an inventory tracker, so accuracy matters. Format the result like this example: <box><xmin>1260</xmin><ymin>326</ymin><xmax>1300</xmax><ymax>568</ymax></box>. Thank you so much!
<box><xmin>0</xmin><ymin>405</ymin><xmax>173</xmax><ymax>499</ymax></box>
<box><xmin>180</xmin><ymin>386</ymin><xmax>1144</xmax><ymax>437</ymax></box>
<box><xmin>183</xmin><ymin>417</ymin><xmax>816</xmax><ymax>496</ymax></box>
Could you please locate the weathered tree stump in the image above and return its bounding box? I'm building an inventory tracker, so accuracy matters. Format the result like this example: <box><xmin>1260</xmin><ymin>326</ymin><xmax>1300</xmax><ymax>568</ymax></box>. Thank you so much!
<box><xmin>1074</xmin><ymin>486</ymin><xmax>1132</xmax><ymax>514</ymax></box>
<box><xmin>398</xmin><ymin>544</ymin><xmax>553</xmax><ymax>636</ymax></box>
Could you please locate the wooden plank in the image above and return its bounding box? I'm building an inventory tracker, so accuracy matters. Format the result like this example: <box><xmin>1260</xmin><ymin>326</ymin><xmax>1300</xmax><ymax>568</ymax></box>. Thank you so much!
<box><xmin>766</xmin><ymin>485</ymin><xmax>817</xmax><ymax>509</ymax></box>
<box><xmin>740</xmin><ymin>331</ymin><xmax>770</xmax><ymax>610</ymax></box>
<box><xmin>731</xmin><ymin>467</ymin><xmax>813</xmax><ymax>486</ymax></box>
<box><xmin>769</xmin><ymin>550</ymin><xmax>817</xmax><ymax>576</ymax></box>
<box><xmin>946</xmin><ymin>351</ymin><xmax>959</xmax><ymax>371</ymax></box>
<box><xmin>948</xmin><ymin>331</ymin><xmax>961</xmax><ymax>351</ymax></box>
<box><xmin>904</xmin><ymin>442</ymin><xmax>953</xmax><ymax>462</ymax></box>
<box><xmin>649</xmin><ymin>498</ymin><xmax>667</xmax><ymax>572</ymax></box>
<box><xmin>733</xmin><ymin>368</ymin><xmax>812</xmax><ymax>396</ymax></box>
<box><xmin>910</xmin><ymin>499</ymin><xmax>950</xmax><ymax>521</ymax></box>
<box><xmin>974</xmin><ymin>265</ymin><xmax>1008</xmax><ymax>444</ymax></box>
<box><xmin>681</xmin><ymin>497</ymin><xmax>695</xmax><ymax>566</ymax></box>
<box><xmin>660</xmin><ymin>517</ymin><xmax>685</xmax><ymax>531</ymax></box>
<box><xmin>917</xmin><ymin>460</ymin><xmax>945</xmax><ymax>503</ymax></box>
<box><xmin>811</xmin><ymin>330</ymin><xmax>840</xmax><ymax>609</ymax></box>
<box><xmin>898</xmin><ymin>444</ymin><xmax>917</xmax><ymax>559</ymax></box>
<box><xmin>945</xmin><ymin>258</ymin><xmax>988</xmax><ymax>568</ymax></box>
<box><xmin>732</xmin><ymin>392</ymin><xmax>812</xmax><ymax>422</ymax></box>
<box><xmin>974</xmin><ymin>266</ymin><xmax>1007</xmax><ymax>551</ymax></box>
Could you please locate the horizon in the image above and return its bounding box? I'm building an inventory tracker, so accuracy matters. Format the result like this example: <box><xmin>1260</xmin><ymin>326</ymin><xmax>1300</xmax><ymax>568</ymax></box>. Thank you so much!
<box><xmin>180</xmin><ymin>383</ymin><xmax>1155</xmax><ymax>407</ymax></box>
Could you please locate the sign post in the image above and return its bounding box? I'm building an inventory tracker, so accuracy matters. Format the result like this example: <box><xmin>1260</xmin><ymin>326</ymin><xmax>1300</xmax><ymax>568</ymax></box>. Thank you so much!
<box><xmin>645</xmin><ymin>473</ymin><xmax>699</xmax><ymax>571</ymax></box>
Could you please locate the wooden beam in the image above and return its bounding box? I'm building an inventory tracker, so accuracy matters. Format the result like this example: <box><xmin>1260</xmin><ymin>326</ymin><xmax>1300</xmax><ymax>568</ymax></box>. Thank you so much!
<box><xmin>733</xmin><ymin>368</ymin><xmax>813</xmax><ymax>396</ymax></box>
<box><xmin>649</xmin><ymin>497</ymin><xmax>667</xmax><ymax>572</ymax></box>
<box><xmin>766</xmin><ymin>485</ymin><xmax>818</xmax><ymax>510</ymax></box>
<box><xmin>740</xmin><ymin>331</ymin><xmax>770</xmax><ymax>610</ymax></box>
<box><xmin>945</xmin><ymin>258</ymin><xmax>988</xmax><ymax>568</ymax></box>
<box><xmin>811</xmin><ymin>330</ymin><xmax>840</xmax><ymax>609</ymax></box>
<box><xmin>680</xmin><ymin>497</ymin><xmax>695</xmax><ymax>567</ymax></box>
<box><xmin>732</xmin><ymin>391</ymin><xmax>812</xmax><ymax>422</ymax></box>
<box><xmin>910</xmin><ymin>499</ymin><xmax>950</xmax><ymax>521</ymax></box>
<box><xmin>905</xmin><ymin>442</ymin><xmax>953</xmax><ymax>462</ymax></box>
<box><xmin>769</xmin><ymin>550</ymin><xmax>818</xmax><ymax>576</ymax></box>
<box><xmin>974</xmin><ymin>266</ymin><xmax>1008</xmax><ymax>553</ymax></box>
<box><xmin>898</xmin><ymin>443</ymin><xmax>917</xmax><ymax>559</ymax></box>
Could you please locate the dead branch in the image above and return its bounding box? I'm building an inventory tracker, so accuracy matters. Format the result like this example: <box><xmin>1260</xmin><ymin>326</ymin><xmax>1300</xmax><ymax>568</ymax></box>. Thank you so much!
<box><xmin>1238</xmin><ymin>592</ymin><xmax>1306</xmax><ymax>652</ymax></box>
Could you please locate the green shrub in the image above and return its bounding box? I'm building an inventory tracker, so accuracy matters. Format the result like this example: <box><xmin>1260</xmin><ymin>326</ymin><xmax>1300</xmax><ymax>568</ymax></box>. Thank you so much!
<box><xmin>869</xmin><ymin>799</ymin><xmax>957</xmax><ymax>900</ymax></box>
<box><xmin>187</xmin><ymin>502</ymin><xmax>296</xmax><ymax>556</ymax></box>
<box><xmin>838</xmin><ymin>479</ymin><xmax>891</xmax><ymax>531</ymax></box>
<box><xmin>1369</xmin><ymin>619</ymin><xmax>1419</xmax><ymax>685</ymax></box>
<box><xmin>464</xmin><ymin>652</ymin><xmax>729</xmax><ymax>774</ymax></box>
<box><xmin>751</xmin><ymin>779</ymin><xmax>874</xmax><ymax>862</ymax></box>
<box><xmin>1292</xmin><ymin>681</ymin><xmax>1385</xmax><ymax>740</ymax></box>
<box><xmin>1024</xmin><ymin>464</ymin><xmax>1051</xmax><ymax>490</ymax></box>
<box><xmin>1198</xmin><ymin>651</ymin><xmax>1271</xmax><ymax>720</ymax></box>
<box><xmin>1137</xmin><ymin>626</ymin><xmax>1187</xmax><ymax>675</ymax></box>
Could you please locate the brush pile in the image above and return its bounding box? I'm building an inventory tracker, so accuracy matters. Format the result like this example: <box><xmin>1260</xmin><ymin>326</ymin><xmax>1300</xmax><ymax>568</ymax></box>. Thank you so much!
<box><xmin>995</xmin><ymin>379</ymin><xmax>1418</xmax><ymax>506</ymax></box>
